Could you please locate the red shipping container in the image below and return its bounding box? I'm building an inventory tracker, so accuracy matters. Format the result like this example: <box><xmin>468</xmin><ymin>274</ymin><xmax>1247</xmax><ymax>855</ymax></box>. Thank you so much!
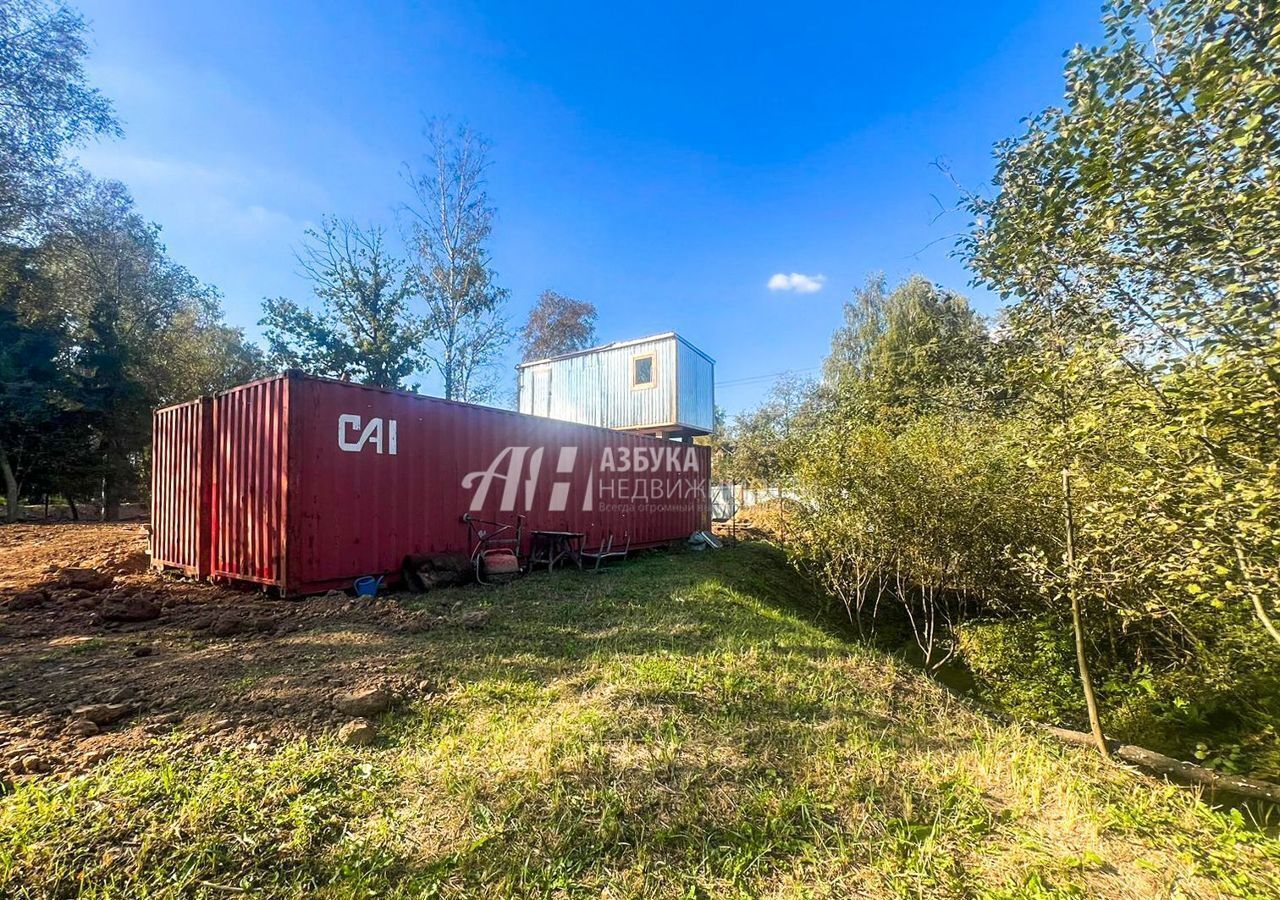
<box><xmin>153</xmin><ymin>372</ymin><xmax>710</xmax><ymax>595</ymax></box>
<box><xmin>151</xmin><ymin>397</ymin><xmax>213</xmax><ymax>577</ymax></box>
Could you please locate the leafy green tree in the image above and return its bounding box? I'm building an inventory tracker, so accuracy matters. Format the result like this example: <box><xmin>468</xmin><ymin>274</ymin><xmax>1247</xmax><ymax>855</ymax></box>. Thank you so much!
<box><xmin>824</xmin><ymin>274</ymin><xmax>991</xmax><ymax>423</ymax></box>
<box><xmin>966</xmin><ymin>0</ymin><xmax>1280</xmax><ymax>647</ymax></box>
<box><xmin>0</xmin><ymin>0</ymin><xmax>118</xmax><ymax>237</ymax></box>
<box><xmin>519</xmin><ymin>290</ymin><xmax>597</xmax><ymax>362</ymax></box>
<box><xmin>166</xmin><ymin>306</ymin><xmax>266</xmax><ymax>399</ymax></box>
<box><xmin>0</xmin><ymin>245</ymin><xmax>76</xmax><ymax>519</ymax></box>
<box><xmin>721</xmin><ymin>373</ymin><xmax>818</xmax><ymax>489</ymax></box>
<box><xmin>41</xmin><ymin>180</ymin><xmax>261</xmax><ymax>518</ymax></box>
<box><xmin>0</xmin><ymin>7</ymin><xmax>261</xmax><ymax>521</ymax></box>
<box><xmin>261</xmin><ymin>217</ymin><xmax>421</xmax><ymax>389</ymax></box>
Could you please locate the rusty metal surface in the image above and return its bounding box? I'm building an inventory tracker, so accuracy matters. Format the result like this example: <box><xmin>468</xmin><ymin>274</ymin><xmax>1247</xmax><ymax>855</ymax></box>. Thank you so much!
<box><xmin>155</xmin><ymin>372</ymin><xmax>710</xmax><ymax>595</ymax></box>
<box><xmin>150</xmin><ymin>397</ymin><xmax>212</xmax><ymax>576</ymax></box>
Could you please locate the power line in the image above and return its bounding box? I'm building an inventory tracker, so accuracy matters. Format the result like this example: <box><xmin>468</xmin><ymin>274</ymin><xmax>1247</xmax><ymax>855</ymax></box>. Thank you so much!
<box><xmin>714</xmin><ymin>367</ymin><xmax>821</xmax><ymax>389</ymax></box>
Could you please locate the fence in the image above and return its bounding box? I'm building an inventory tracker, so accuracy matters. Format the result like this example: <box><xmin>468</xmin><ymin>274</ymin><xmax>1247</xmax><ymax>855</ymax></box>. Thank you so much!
<box><xmin>710</xmin><ymin>484</ymin><xmax>795</xmax><ymax>521</ymax></box>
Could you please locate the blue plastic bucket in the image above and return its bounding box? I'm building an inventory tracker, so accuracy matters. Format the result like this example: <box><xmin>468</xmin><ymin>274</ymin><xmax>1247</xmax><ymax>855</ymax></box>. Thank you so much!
<box><xmin>353</xmin><ymin>575</ymin><xmax>383</xmax><ymax>597</ymax></box>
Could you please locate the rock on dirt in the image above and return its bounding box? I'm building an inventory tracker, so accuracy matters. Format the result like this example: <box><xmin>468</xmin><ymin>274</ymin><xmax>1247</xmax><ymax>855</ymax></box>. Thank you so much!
<box><xmin>64</xmin><ymin>718</ymin><xmax>100</xmax><ymax>737</ymax></box>
<box><xmin>334</xmin><ymin>686</ymin><xmax>392</xmax><ymax>717</ymax></box>
<box><xmin>107</xmin><ymin>550</ymin><xmax>150</xmax><ymax>575</ymax></box>
<box><xmin>82</xmin><ymin>747</ymin><xmax>113</xmax><ymax>766</ymax></box>
<box><xmin>206</xmin><ymin>613</ymin><xmax>277</xmax><ymax>638</ymax></box>
<box><xmin>45</xmin><ymin>567</ymin><xmax>114</xmax><ymax>592</ymax></box>
<box><xmin>4</xmin><ymin>591</ymin><xmax>47</xmax><ymax>611</ymax></box>
<box><xmin>102</xmin><ymin>596</ymin><xmax>162</xmax><ymax>623</ymax></box>
<box><xmin>71</xmin><ymin>703</ymin><xmax>133</xmax><ymax>726</ymax></box>
<box><xmin>337</xmin><ymin>718</ymin><xmax>378</xmax><ymax>746</ymax></box>
<box><xmin>11</xmin><ymin>753</ymin><xmax>59</xmax><ymax>775</ymax></box>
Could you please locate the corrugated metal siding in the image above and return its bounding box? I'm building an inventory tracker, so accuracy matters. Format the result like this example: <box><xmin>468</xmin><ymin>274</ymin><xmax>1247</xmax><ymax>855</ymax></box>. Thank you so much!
<box><xmin>154</xmin><ymin>373</ymin><xmax>711</xmax><ymax>595</ymax></box>
<box><xmin>151</xmin><ymin>398</ymin><xmax>212</xmax><ymax>576</ymax></box>
<box><xmin>527</xmin><ymin>335</ymin><xmax>678</xmax><ymax>430</ymax></box>
<box><xmin>287</xmin><ymin>376</ymin><xmax>709</xmax><ymax>593</ymax></box>
<box><xmin>676</xmin><ymin>339</ymin><xmax>715</xmax><ymax>432</ymax></box>
<box><xmin>209</xmin><ymin>376</ymin><xmax>289</xmax><ymax>586</ymax></box>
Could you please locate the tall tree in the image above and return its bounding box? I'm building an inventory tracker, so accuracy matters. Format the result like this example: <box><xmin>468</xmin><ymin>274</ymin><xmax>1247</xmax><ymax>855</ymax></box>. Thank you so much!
<box><xmin>42</xmin><ymin>179</ymin><xmax>260</xmax><ymax>518</ymax></box>
<box><xmin>824</xmin><ymin>273</ymin><xmax>991</xmax><ymax>422</ymax></box>
<box><xmin>261</xmin><ymin>217</ymin><xmax>421</xmax><ymax>389</ymax></box>
<box><xmin>723</xmin><ymin>373</ymin><xmax>819</xmax><ymax>489</ymax></box>
<box><xmin>520</xmin><ymin>290</ymin><xmax>598</xmax><ymax>361</ymax></box>
<box><xmin>0</xmin><ymin>244</ymin><xmax>74</xmax><ymax>520</ymax></box>
<box><xmin>0</xmin><ymin>0</ymin><xmax>119</xmax><ymax>238</ymax></box>
<box><xmin>404</xmin><ymin>119</ymin><xmax>511</xmax><ymax>403</ymax></box>
<box><xmin>966</xmin><ymin>0</ymin><xmax>1280</xmax><ymax>647</ymax></box>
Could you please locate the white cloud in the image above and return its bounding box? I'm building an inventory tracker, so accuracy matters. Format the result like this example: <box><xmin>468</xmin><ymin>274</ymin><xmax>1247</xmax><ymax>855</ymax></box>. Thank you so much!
<box><xmin>76</xmin><ymin>148</ymin><xmax>314</xmax><ymax>241</ymax></box>
<box><xmin>767</xmin><ymin>272</ymin><xmax>826</xmax><ymax>294</ymax></box>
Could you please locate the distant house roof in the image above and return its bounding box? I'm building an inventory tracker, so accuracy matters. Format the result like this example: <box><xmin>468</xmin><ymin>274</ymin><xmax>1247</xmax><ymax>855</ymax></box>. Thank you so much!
<box><xmin>516</xmin><ymin>332</ymin><xmax>715</xmax><ymax>369</ymax></box>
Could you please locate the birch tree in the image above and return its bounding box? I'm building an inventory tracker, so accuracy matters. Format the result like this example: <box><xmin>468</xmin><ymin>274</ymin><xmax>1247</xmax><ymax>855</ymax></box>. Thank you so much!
<box><xmin>404</xmin><ymin>120</ymin><xmax>511</xmax><ymax>403</ymax></box>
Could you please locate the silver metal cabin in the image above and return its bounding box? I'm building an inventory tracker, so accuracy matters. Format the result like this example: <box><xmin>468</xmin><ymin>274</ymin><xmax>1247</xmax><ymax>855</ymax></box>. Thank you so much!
<box><xmin>516</xmin><ymin>332</ymin><xmax>715</xmax><ymax>439</ymax></box>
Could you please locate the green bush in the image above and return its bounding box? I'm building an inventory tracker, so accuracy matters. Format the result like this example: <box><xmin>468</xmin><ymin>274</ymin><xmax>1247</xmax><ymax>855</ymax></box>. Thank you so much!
<box><xmin>957</xmin><ymin>615</ymin><xmax>1280</xmax><ymax>780</ymax></box>
<box><xmin>956</xmin><ymin>618</ymin><xmax>1082</xmax><ymax>726</ymax></box>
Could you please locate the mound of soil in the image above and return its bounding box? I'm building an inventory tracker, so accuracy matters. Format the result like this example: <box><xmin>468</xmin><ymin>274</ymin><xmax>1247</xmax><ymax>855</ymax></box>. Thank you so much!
<box><xmin>0</xmin><ymin>523</ymin><xmax>483</xmax><ymax>780</ymax></box>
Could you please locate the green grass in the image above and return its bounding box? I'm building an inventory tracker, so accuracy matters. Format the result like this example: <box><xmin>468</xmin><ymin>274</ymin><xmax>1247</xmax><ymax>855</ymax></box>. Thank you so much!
<box><xmin>2</xmin><ymin>544</ymin><xmax>1278</xmax><ymax>898</ymax></box>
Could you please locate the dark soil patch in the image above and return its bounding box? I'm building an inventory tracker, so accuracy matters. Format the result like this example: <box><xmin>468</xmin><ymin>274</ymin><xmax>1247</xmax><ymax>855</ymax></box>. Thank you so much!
<box><xmin>0</xmin><ymin>523</ymin><xmax>481</xmax><ymax>777</ymax></box>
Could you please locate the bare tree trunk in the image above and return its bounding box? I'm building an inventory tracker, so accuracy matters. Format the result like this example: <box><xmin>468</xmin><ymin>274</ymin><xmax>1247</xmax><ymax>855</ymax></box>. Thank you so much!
<box><xmin>101</xmin><ymin>473</ymin><xmax>121</xmax><ymax>522</ymax></box>
<box><xmin>1063</xmin><ymin>467</ymin><xmax>1109</xmax><ymax>759</ymax></box>
<box><xmin>1043</xmin><ymin>724</ymin><xmax>1280</xmax><ymax>804</ymax></box>
<box><xmin>1232</xmin><ymin>543</ymin><xmax>1280</xmax><ymax>646</ymax></box>
<box><xmin>67</xmin><ymin>494</ymin><xmax>79</xmax><ymax>521</ymax></box>
<box><xmin>0</xmin><ymin>443</ymin><xmax>19</xmax><ymax>523</ymax></box>
<box><xmin>100</xmin><ymin>441</ymin><xmax>123</xmax><ymax>521</ymax></box>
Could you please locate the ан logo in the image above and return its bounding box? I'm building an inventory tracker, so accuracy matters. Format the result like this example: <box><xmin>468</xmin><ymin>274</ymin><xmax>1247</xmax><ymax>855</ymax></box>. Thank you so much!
<box><xmin>338</xmin><ymin>414</ymin><xmax>397</xmax><ymax>455</ymax></box>
<box><xmin>462</xmin><ymin>446</ymin><xmax>586</xmax><ymax>513</ymax></box>
<box><xmin>461</xmin><ymin>444</ymin><xmax>704</xmax><ymax>513</ymax></box>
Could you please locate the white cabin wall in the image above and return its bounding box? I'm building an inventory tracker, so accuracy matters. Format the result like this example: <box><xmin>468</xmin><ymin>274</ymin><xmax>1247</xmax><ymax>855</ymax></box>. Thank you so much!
<box><xmin>516</xmin><ymin>333</ymin><xmax>712</xmax><ymax>433</ymax></box>
<box><xmin>676</xmin><ymin>340</ymin><xmax>715</xmax><ymax>432</ymax></box>
<box><xmin>543</xmin><ymin>335</ymin><xmax>675</xmax><ymax>430</ymax></box>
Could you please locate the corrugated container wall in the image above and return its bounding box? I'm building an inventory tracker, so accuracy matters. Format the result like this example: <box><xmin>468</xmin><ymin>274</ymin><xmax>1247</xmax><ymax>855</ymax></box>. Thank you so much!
<box><xmin>152</xmin><ymin>372</ymin><xmax>711</xmax><ymax>595</ymax></box>
<box><xmin>675</xmin><ymin>340</ymin><xmax>715</xmax><ymax>432</ymax></box>
<box><xmin>210</xmin><ymin>377</ymin><xmax>289</xmax><ymax>588</ymax></box>
<box><xmin>517</xmin><ymin>333</ymin><xmax>714</xmax><ymax>435</ymax></box>
<box><xmin>151</xmin><ymin>398</ymin><xmax>213</xmax><ymax>577</ymax></box>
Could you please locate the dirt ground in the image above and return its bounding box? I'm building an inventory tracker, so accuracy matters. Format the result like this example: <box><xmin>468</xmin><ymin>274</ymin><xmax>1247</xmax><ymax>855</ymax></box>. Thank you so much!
<box><xmin>0</xmin><ymin>523</ymin><xmax>485</xmax><ymax>779</ymax></box>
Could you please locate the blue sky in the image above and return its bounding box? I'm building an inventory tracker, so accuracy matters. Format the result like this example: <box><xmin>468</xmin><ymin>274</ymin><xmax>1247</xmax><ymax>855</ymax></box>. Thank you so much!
<box><xmin>75</xmin><ymin>0</ymin><xmax>1103</xmax><ymax>414</ymax></box>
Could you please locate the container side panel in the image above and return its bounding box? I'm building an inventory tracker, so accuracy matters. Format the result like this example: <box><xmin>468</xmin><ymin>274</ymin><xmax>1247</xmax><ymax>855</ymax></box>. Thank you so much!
<box><xmin>150</xmin><ymin>398</ymin><xmax>212</xmax><ymax>575</ymax></box>
<box><xmin>676</xmin><ymin>341</ymin><xmax>716</xmax><ymax>432</ymax></box>
<box><xmin>288</xmin><ymin>378</ymin><xmax>710</xmax><ymax>593</ymax></box>
<box><xmin>210</xmin><ymin>377</ymin><xmax>287</xmax><ymax>586</ymax></box>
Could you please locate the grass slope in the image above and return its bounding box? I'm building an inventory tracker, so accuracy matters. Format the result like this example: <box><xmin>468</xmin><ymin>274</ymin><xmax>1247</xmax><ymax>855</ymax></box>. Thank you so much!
<box><xmin>2</xmin><ymin>544</ymin><xmax>1277</xmax><ymax>898</ymax></box>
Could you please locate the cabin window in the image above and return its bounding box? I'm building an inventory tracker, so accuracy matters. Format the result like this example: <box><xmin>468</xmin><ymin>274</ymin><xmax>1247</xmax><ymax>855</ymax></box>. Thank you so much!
<box><xmin>632</xmin><ymin>354</ymin><xmax>655</xmax><ymax>388</ymax></box>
